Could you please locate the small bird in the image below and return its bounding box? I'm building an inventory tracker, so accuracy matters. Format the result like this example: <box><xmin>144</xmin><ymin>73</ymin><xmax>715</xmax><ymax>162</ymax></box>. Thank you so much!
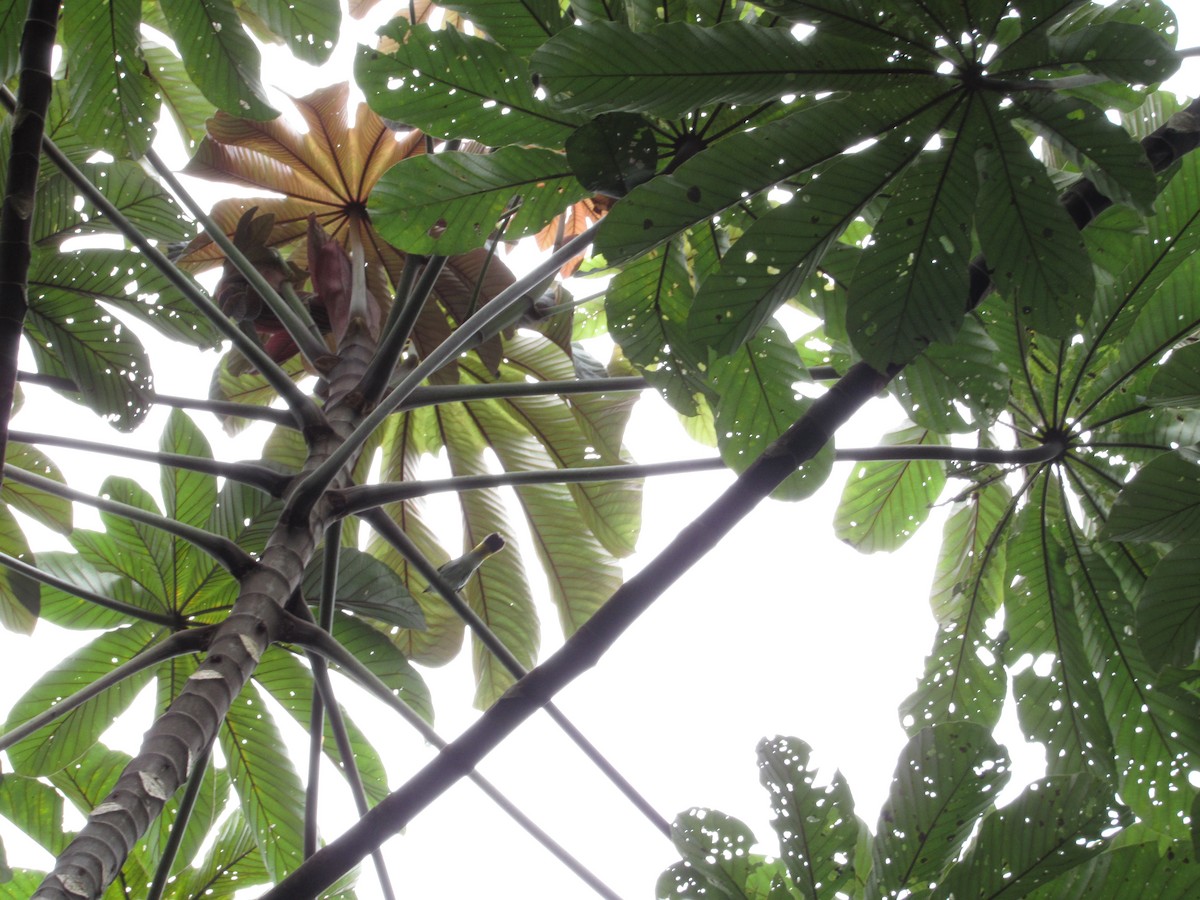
<box><xmin>426</xmin><ymin>533</ymin><xmax>506</xmax><ymax>593</ymax></box>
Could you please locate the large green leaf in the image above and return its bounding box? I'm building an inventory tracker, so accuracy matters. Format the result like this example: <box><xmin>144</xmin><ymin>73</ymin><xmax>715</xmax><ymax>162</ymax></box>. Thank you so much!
<box><xmin>0</xmin><ymin>505</ymin><xmax>39</xmax><ymax>634</ymax></box>
<box><xmin>163</xmin><ymin>812</ymin><xmax>270</xmax><ymax>900</ymax></box>
<box><xmin>889</xmin><ymin>315</ymin><xmax>1010</xmax><ymax>434</ymax></box>
<box><xmin>1147</xmin><ymin>343</ymin><xmax>1200</xmax><ymax>407</ymax></box>
<box><xmin>709</xmin><ymin>321</ymin><xmax>831</xmax><ymax>501</ymax></box>
<box><xmin>33</xmin><ymin>552</ymin><xmax>161</xmax><ymax>631</ymax></box>
<box><xmin>993</xmin><ymin>21</ymin><xmax>1179</xmax><ymax>86</ymax></box>
<box><xmin>594</xmin><ymin>87</ymin><xmax>949</xmax><ymax>264</ymax></box>
<box><xmin>1106</xmin><ymin>452</ymin><xmax>1200</xmax><ymax>544</ymax></box>
<box><xmin>974</xmin><ymin>107</ymin><xmax>1095</xmax><ymax>337</ymax></box>
<box><xmin>869</xmin><ymin>722</ymin><xmax>1011</xmax><ymax>896</ymax></box>
<box><xmin>240</xmin><ymin>0</ymin><xmax>340</xmax><ymax>65</ymax></box>
<box><xmin>3</xmin><ymin>622</ymin><xmax>165</xmax><ymax>775</ymax></box>
<box><xmin>368</xmin><ymin>147</ymin><xmax>587</xmax><ymax>254</ymax></box>
<box><xmin>299</xmin><ymin>546</ymin><xmax>425</xmax><ymax>630</ymax></box>
<box><xmin>757</xmin><ymin>735</ymin><xmax>864</xmax><ymax>899</ymax></box>
<box><xmin>142</xmin><ymin>40</ymin><xmax>219</xmax><ymax>152</ymax></box>
<box><xmin>749</xmin><ymin>0</ymin><xmax>939</xmax><ymax>51</ymax></box>
<box><xmin>2</xmin><ymin>441</ymin><xmax>71</xmax><ymax>535</ymax></box>
<box><xmin>330</xmin><ymin>614</ymin><xmax>434</xmax><ymax>725</ymax></box>
<box><xmin>161</xmin><ymin>411</ymin><xmax>218</xmax><ymax>532</ymax></box>
<box><xmin>1029</xmin><ymin>839</ymin><xmax>1200</xmax><ymax>899</ymax></box>
<box><xmin>220</xmin><ymin>681</ymin><xmax>306</xmax><ymax>882</ymax></box>
<box><xmin>657</xmin><ymin>808</ymin><xmax>790</xmax><ymax>899</ymax></box>
<box><xmin>438</xmin><ymin>0</ymin><xmax>566</xmax><ymax>58</ymax></box>
<box><xmin>847</xmin><ymin>101</ymin><xmax>979</xmax><ymax>369</ymax></box>
<box><xmin>33</xmin><ymin>160</ymin><xmax>194</xmax><ymax>247</ymax></box>
<box><xmin>687</xmin><ymin>104</ymin><xmax>946</xmax><ymax>355</ymax></box>
<box><xmin>0</xmin><ymin>772</ymin><xmax>68</xmax><ymax>856</ymax></box>
<box><xmin>834</xmin><ymin>425</ymin><xmax>946</xmax><ymax>552</ymax></box>
<box><xmin>252</xmin><ymin>646</ymin><xmax>390</xmax><ymax>805</ymax></box>
<box><xmin>532</xmin><ymin>21</ymin><xmax>936</xmax><ymax>118</ymax></box>
<box><xmin>159</xmin><ymin>0</ymin><xmax>278</xmax><ymax>120</ymax></box>
<box><xmin>357</xmin><ymin>22</ymin><xmax>584</xmax><ymax>148</ymax></box>
<box><xmin>927</xmin><ymin>480</ymin><xmax>1011</xmax><ymax>626</ymax></box>
<box><xmin>605</xmin><ymin>238</ymin><xmax>708</xmax><ymax>415</ymax></box>
<box><xmin>436</xmin><ymin>403</ymin><xmax>538</xmax><ymax>707</ymax></box>
<box><xmin>1134</xmin><ymin>544</ymin><xmax>1200</xmax><ymax>671</ymax></box>
<box><xmin>1010</xmin><ymin>92</ymin><xmax>1157</xmax><ymax>214</ymax></box>
<box><xmin>941</xmin><ymin>775</ymin><xmax>1128</xmax><ymax>898</ymax></box>
<box><xmin>63</xmin><ymin>0</ymin><xmax>159</xmax><ymax>157</ymax></box>
<box><xmin>0</xmin><ymin>0</ymin><xmax>23</xmax><ymax>81</ymax></box>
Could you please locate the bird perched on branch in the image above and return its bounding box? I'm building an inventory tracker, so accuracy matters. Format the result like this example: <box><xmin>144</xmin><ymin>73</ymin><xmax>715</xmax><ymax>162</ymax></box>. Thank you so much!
<box><xmin>426</xmin><ymin>533</ymin><xmax>506</xmax><ymax>593</ymax></box>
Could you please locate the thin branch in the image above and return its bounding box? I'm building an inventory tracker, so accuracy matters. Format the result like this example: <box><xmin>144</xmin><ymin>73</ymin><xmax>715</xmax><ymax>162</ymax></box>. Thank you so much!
<box><xmin>262</xmin><ymin>97</ymin><xmax>1200</xmax><ymax>891</ymax></box>
<box><xmin>306</xmin><ymin>652</ymin><xmax>397</xmax><ymax>900</ymax></box>
<box><xmin>0</xmin><ymin>626</ymin><xmax>214</xmax><ymax>751</ymax></box>
<box><xmin>0</xmin><ymin>86</ymin><xmax>325</xmax><ymax>433</ymax></box>
<box><xmin>3</xmin><ymin>466</ymin><xmax>255</xmax><ymax>576</ymax></box>
<box><xmin>361</xmin><ymin>510</ymin><xmax>672</xmax><ymax>838</ymax></box>
<box><xmin>285</xmin><ymin>225</ymin><xmax>601</xmax><ymax>522</ymax></box>
<box><xmin>0</xmin><ymin>0</ymin><xmax>60</xmax><ymax>485</ymax></box>
<box><xmin>9</xmin><ymin>430</ymin><xmax>290</xmax><ymax>496</ymax></box>
<box><xmin>335</xmin><ymin>442</ymin><xmax>1066</xmax><ymax>515</ymax></box>
<box><xmin>145</xmin><ymin>149</ymin><xmax>331</xmax><ymax>368</ymax></box>
<box><xmin>16</xmin><ymin>371</ymin><xmax>296</xmax><ymax>426</ymax></box>
<box><xmin>145</xmin><ymin>742</ymin><xmax>213</xmax><ymax>900</ymax></box>
<box><xmin>282</xmin><ymin>611</ymin><xmax>621</xmax><ymax>900</ymax></box>
<box><xmin>357</xmin><ymin>255</ymin><xmax>447</xmax><ymax>408</ymax></box>
<box><xmin>0</xmin><ymin>551</ymin><xmax>180</xmax><ymax>627</ymax></box>
<box><xmin>401</xmin><ymin>376</ymin><xmax>650</xmax><ymax>409</ymax></box>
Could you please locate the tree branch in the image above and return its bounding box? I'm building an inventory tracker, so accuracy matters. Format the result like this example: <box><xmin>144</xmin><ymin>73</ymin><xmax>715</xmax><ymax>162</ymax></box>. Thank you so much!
<box><xmin>0</xmin><ymin>0</ymin><xmax>61</xmax><ymax>485</ymax></box>
<box><xmin>9</xmin><ymin>430</ymin><xmax>291</xmax><ymax>496</ymax></box>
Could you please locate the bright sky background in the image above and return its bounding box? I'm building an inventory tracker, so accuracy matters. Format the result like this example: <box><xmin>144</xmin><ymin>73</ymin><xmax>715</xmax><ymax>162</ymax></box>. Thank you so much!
<box><xmin>3</xmin><ymin>4</ymin><xmax>1200</xmax><ymax>898</ymax></box>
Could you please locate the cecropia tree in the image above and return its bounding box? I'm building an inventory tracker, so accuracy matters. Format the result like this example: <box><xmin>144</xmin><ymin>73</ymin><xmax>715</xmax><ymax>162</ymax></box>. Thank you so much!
<box><xmin>1</xmin><ymin>1</ymin><xmax>1199</xmax><ymax>898</ymax></box>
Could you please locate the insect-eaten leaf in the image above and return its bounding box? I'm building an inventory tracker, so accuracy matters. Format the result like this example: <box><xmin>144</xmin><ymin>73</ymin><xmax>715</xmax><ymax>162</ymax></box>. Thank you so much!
<box><xmin>565</xmin><ymin>113</ymin><xmax>659</xmax><ymax>198</ymax></box>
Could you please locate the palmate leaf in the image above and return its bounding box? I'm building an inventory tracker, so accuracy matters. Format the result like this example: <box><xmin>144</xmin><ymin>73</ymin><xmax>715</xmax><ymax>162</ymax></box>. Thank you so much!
<box><xmin>0</xmin><ymin>772</ymin><xmax>68</xmax><ymax>856</ymax></box>
<box><xmin>890</xmin><ymin>315</ymin><xmax>1010</xmax><ymax>434</ymax></box>
<box><xmin>435</xmin><ymin>402</ymin><xmax>537</xmax><ymax>708</ymax></box>
<box><xmin>369</xmin><ymin>411</ymin><xmax>466</xmax><ymax>666</ymax></box>
<box><xmin>748</xmin><ymin>0</ymin><xmax>939</xmax><ymax>51</ymax></box>
<box><xmin>33</xmin><ymin>159</ymin><xmax>193</xmax><ymax>247</ymax></box>
<box><xmin>369</xmin><ymin>146</ymin><xmax>588</xmax><ymax>255</ymax></box>
<box><xmin>1134</xmin><ymin>544</ymin><xmax>1200</xmax><ymax>671</ymax></box>
<box><xmin>757</xmin><ymin>736</ymin><xmax>864</xmax><ymax>900</ymax></box>
<box><xmin>992</xmin><ymin>20</ymin><xmax>1179</xmax><ymax>86</ymax></box>
<box><xmin>940</xmin><ymin>775</ymin><xmax>1129</xmax><ymax>898</ymax></box>
<box><xmin>1065</xmin><ymin>540</ymin><xmax>1200</xmax><ymax>839</ymax></box>
<box><xmin>142</xmin><ymin>40</ymin><xmax>218</xmax><ymax>152</ymax></box>
<box><xmin>594</xmin><ymin>86</ymin><xmax>950</xmax><ymax>265</ymax></box>
<box><xmin>847</xmin><ymin>99</ymin><xmax>979</xmax><ymax>369</ymax></box>
<box><xmin>3</xmin><ymin>441</ymin><xmax>71</xmax><ymax>535</ymax></box>
<box><xmin>708</xmin><ymin>321</ymin><xmax>832</xmax><ymax>501</ymax></box>
<box><xmin>1029</xmin><ymin>839</ymin><xmax>1200</xmax><ymax>899</ymax></box>
<box><xmin>1148</xmin><ymin>343</ymin><xmax>1200</xmax><ymax>407</ymax></box>
<box><xmin>299</xmin><ymin>546</ymin><xmax>425</xmax><ymax>630</ymax></box>
<box><xmin>219</xmin><ymin>681</ymin><xmax>306</xmax><ymax>882</ymax></box>
<box><xmin>531</xmin><ymin>21</ymin><xmax>936</xmax><ymax>118</ymax></box>
<box><xmin>975</xmin><ymin>106</ymin><xmax>1095</xmax><ymax>337</ymax></box>
<box><xmin>1106</xmin><ymin>452</ymin><xmax>1200</xmax><ymax>544</ymax></box>
<box><xmin>438</xmin><ymin>0</ymin><xmax>566</xmax><ymax>58</ymax></box>
<box><xmin>605</xmin><ymin>238</ymin><xmax>708</xmax><ymax>415</ymax></box>
<box><xmin>357</xmin><ymin>21</ymin><xmax>585</xmax><ymax>148</ymax></box>
<box><xmin>252</xmin><ymin>647</ymin><xmax>390</xmax><ymax>805</ymax></box>
<box><xmin>688</xmin><ymin>101</ymin><xmax>953</xmax><ymax>356</ymax></box>
<box><xmin>0</xmin><ymin>505</ymin><xmax>38</xmax><ymax>634</ymax></box>
<box><xmin>834</xmin><ymin>425</ymin><xmax>947</xmax><ymax>553</ymax></box>
<box><xmin>927</xmin><ymin>480</ymin><xmax>1011</xmax><ymax>627</ymax></box>
<box><xmin>869</xmin><ymin>722</ymin><xmax>1011</xmax><ymax>897</ymax></box>
<box><xmin>163</xmin><ymin>812</ymin><xmax>270</xmax><ymax>900</ymax></box>
<box><xmin>1006</xmin><ymin>493</ymin><xmax>1115</xmax><ymax>779</ymax></box>
<box><xmin>331</xmin><ymin>614</ymin><xmax>434</xmax><ymax>724</ymax></box>
<box><xmin>239</xmin><ymin>0</ymin><xmax>340</xmax><ymax>66</ymax></box>
<box><xmin>2</xmin><ymin>621</ymin><xmax>166</xmax><ymax>775</ymax></box>
<box><xmin>177</xmin><ymin>82</ymin><xmax>424</xmax><ymax>295</ymax></box>
<box><xmin>158</xmin><ymin>0</ymin><xmax>278</xmax><ymax>120</ymax></box>
<box><xmin>62</xmin><ymin>0</ymin><xmax>158</xmax><ymax>157</ymax></box>
<box><xmin>657</xmin><ymin>808</ymin><xmax>791</xmax><ymax>899</ymax></box>
<box><xmin>1010</xmin><ymin>92</ymin><xmax>1157</xmax><ymax>214</ymax></box>
<box><xmin>33</xmin><ymin>552</ymin><xmax>161</xmax><ymax>631</ymax></box>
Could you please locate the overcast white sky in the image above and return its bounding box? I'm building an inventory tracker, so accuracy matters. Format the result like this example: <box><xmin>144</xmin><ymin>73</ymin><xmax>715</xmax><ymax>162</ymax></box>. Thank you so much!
<box><xmin>3</xmin><ymin>4</ymin><xmax>1200</xmax><ymax>898</ymax></box>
